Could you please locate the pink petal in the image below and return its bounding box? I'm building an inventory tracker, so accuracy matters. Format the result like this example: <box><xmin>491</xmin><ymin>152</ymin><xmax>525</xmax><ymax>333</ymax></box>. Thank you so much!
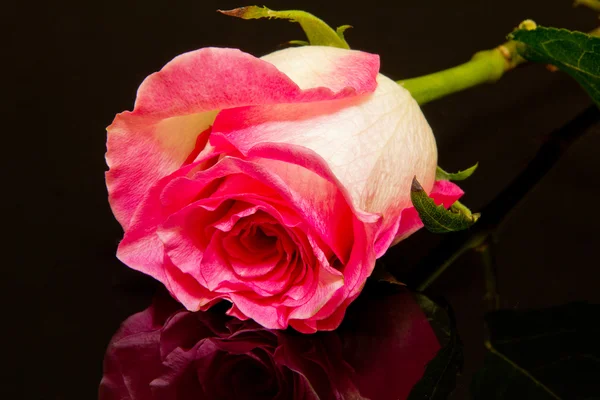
<box><xmin>287</xmin><ymin>265</ymin><xmax>344</xmax><ymax>321</ymax></box>
<box><xmin>261</xmin><ymin>45</ymin><xmax>380</xmax><ymax>93</ymax></box>
<box><xmin>117</xmin><ymin>153</ymin><xmax>379</xmax><ymax>330</ymax></box>
<box><xmin>251</xmin><ymin>155</ymin><xmax>377</xmax><ymax>265</ymax></box>
<box><xmin>210</xmin><ymin>74</ymin><xmax>437</xmax><ymax>239</ymax></box>
<box><xmin>228</xmin><ymin>294</ymin><xmax>287</xmax><ymax>330</ymax></box>
<box><xmin>107</xmin><ymin>47</ymin><xmax>378</xmax><ymax>230</ymax></box>
<box><xmin>114</xmin><ymin>147</ymin><xmax>221</xmax><ymax>285</ymax></box>
<box><xmin>162</xmin><ymin>257</ymin><xmax>220</xmax><ymax>312</ymax></box>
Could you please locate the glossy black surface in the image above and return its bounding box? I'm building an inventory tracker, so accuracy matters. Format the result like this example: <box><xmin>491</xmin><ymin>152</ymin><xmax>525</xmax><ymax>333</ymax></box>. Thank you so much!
<box><xmin>6</xmin><ymin>0</ymin><xmax>600</xmax><ymax>398</ymax></box>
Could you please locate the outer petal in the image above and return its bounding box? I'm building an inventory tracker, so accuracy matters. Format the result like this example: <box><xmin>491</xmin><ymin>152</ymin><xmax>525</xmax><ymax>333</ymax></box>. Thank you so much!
<box><xmin>106</xmin><ymin>47</ymin><xmax>379</xmax><ymax>229</ymax></box>
<box><xmin>261</xmin><ymin>47</ymin><xmax>437</xmax><ymax>213</ymax></box>
<box><xmin>261</xmin><ymin>45</ymin><xmax>380</xmax><ymax>93</ymax></box>
<box><xmin>210</xmin><ymin>73</ymin><xmax>437</xmax><ymax>246</ymax></box>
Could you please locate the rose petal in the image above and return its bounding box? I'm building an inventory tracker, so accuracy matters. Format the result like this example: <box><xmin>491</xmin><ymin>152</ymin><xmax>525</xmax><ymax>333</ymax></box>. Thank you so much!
<box><xmin>118</xmin><ymin>155</ymin><xmax>374</xmax><ymax>326</ymax></box>
<box><xmin>210</xmin><ymin>74</ymin><xmax>437</xmax><ymax>247</ymax></box>
<box><xmin>107</xmin><ymin>47</ymin><xmax>379</xmax><ymax>229</ymax></box>
<box><xmin>115</xmin><ymin>152</ymin><xmax>218</xmax><ymax>287</ymax></box>
<box><xmin>261</xmin><ymin>45</ymin><xmax>380</xmax><ymax>93</ymax></box>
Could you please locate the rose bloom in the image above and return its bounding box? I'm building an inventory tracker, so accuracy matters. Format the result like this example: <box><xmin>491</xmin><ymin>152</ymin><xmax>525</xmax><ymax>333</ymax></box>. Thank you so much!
<box><xmin>106</xmin><ymin>45</ymin><xmax>462</xmax><ymax>332</ymax></box>
<box><xmin>99</xmin><ymin>287</ymin><xmax>440</xmax><ymax>400</ymax></box>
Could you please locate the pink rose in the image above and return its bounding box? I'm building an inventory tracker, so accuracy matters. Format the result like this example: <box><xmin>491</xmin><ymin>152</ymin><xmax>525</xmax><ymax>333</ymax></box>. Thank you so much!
<box><xmin>99</xmin><ymin>286</ymin><xmax>441</xmax><ymax>400</ymax></box>
<box><xmin>106</xmin><ymin>46</ymin><xmax>462</xmax><ymax>332</ymax></box>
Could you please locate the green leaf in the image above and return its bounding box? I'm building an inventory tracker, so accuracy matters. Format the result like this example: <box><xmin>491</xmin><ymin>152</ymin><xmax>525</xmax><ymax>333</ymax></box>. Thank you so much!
<box><xmin>471</xmin><ymin>303</ymin><xmax>600</xmax><ymax>400</ymax></box>
<box><xmin>219</xmin><ymin>6</ymin><xmax>350</xmax><ymax>49</ymax></box>
<box><xmin>408</xmin><ymin>295</ymin><xmax>463</xmax><ymax>400</ymax></box>
<box><xmin>436</xmin><ymin>163</ymin><xmax>478</xmax><ymax>181</ymax></box>
<box><xmin>510</xmin><ymin>27</ymin><xmax>600</xmax><ymax>106</ymax></box>
<box><xmin>410</xmin><ymin>177</ymin><xmax>479</xmax><ymax>234</ymax></box>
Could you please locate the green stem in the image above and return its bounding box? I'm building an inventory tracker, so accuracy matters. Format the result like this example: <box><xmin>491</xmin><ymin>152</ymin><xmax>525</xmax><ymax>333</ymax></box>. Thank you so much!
<box><xmin>401</xmin><ymin>21</ymin><xmax>598</xmax><ymax>106</ymax></box>
<box><xmin>399</xmin><ymin>41</ymin><xmax>526</xmax><ymax>106</ymax></box>
<box><xmin>398</xmin><ymin>20</ymin><xmax>537</xmax><ymax>105</ymax></box>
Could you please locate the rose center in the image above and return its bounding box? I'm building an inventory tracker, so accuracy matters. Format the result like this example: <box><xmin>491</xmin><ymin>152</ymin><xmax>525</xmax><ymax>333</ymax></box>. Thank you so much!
<box><xmin>221</xmin><ymin>212</ymin><xmax>301</xmax><ymax>281</ymax></box>
<box><xmin>240</xmin><ymin>225</ymin><xmax>278</xmax><ymax>253</ymax></box>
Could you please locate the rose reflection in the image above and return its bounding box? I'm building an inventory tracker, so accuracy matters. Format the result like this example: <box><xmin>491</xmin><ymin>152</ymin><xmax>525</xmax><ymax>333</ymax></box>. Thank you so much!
<box><xmin>99</xmin><ymin>285</ymin><xmax>440</xmax><ymax>400</ymax></box>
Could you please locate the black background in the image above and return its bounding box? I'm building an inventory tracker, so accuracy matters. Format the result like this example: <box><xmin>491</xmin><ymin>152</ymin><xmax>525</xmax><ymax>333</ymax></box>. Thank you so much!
<box><xmin>6</xmin><ymin>0</ymin><xmax>600</xmax><ymax>399</ymax></box>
